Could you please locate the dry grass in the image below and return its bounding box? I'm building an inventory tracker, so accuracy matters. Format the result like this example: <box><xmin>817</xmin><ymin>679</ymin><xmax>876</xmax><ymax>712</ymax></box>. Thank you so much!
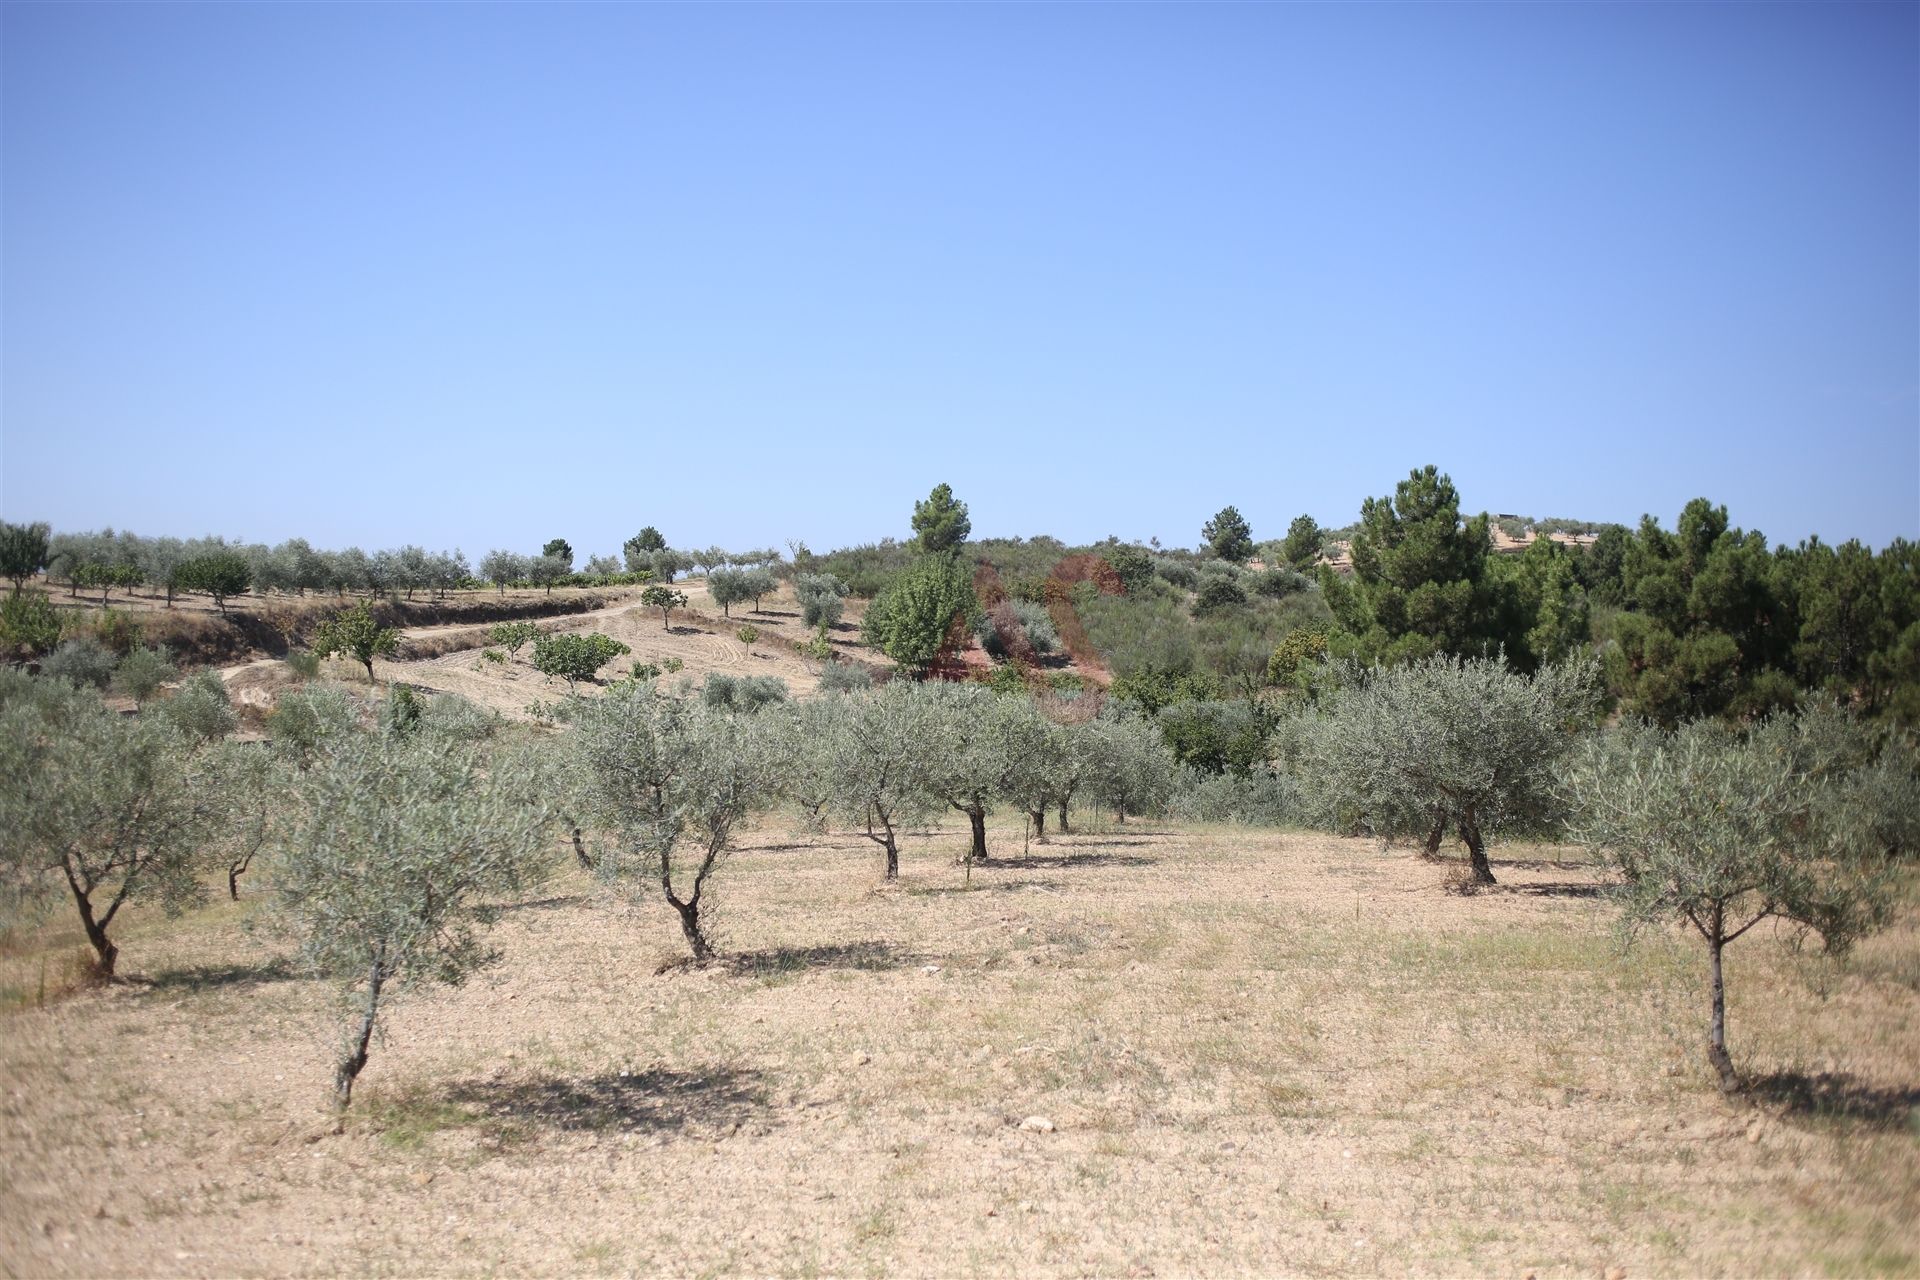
<box><xmin>2</xmin><ymin>822</ymin><xmax>1915</xmax><ymax>1277</ymax></box>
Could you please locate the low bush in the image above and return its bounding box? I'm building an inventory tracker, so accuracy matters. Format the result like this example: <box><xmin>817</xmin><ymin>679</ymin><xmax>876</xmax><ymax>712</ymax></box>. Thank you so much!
<box><xmin>816</xmin><ymin>662</ymin><xmax>873</xmax><ymax>694</ymax></box>
<box><xmin>41</xmin><ymin>637</ymin><xmax>116</xmax><ymax>689</ymax></box>
<box><xmin>703</xmin><ymin>673</ymin><xmax>789</xmax><ymax>713</ymax></box>
<box><xmin>1169</xmin><ymin>765</ymin><xmax>1300</xmax><ymax>826</ymax></box>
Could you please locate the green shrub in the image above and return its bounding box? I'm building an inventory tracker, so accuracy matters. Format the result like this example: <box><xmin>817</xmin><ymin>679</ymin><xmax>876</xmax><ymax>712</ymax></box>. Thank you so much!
<box><xmin>794</xmin><ymin>573</ymin><xmax>850</xmax><ymax>628</ymax></box>
<box><xmin>41</xmin><ymin>637</ymin><xmax>116</xmax><ymax>689</ymax></box>
<box><xmin>269</xmin><ymin>684</ymin><xmax>357</xmax><ymax>767</ymax></box>
<box><xmin>159</xmin><ymin>670</ymin><xmax>236</xmax><ymax>744</ymax></box>
<box><xmin>114</xmin><ymin>646</ymin><xmax>177</xmax><ymax>704</ymax></box>
<box><xmin>488</xmin><ymin>621</ymin><xmax>540</xmax><ymax>658</ymax></box>
<box><xmin>95</xmin><ymin>608</ymin><xmax>145</xmax><ymax>655</ymax></box>
<box><xmin>703</xmin><ymin>673</ymin><xmax>789</xmax><ymax>713</ymax></box>
<box><xmin>816</xmin><ymin>662</ymin><xmax>872</xmax><ymax>694</ymax></box>
<box><xmin>531</xmin><ymin>631</ymin><xmax>631</xmax><ymax>694</ymax></box>
<box><xmin>0</xmin><ymin>590</ymin><xmax>63</xmax><ymax>659</ymax></box>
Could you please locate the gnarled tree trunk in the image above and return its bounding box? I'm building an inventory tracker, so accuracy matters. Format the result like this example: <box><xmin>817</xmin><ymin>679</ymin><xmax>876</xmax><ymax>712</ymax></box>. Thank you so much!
<box><xmin>1459</xmin><ymin>812</ymin><xmax>1495</xmax><ymax>884</ymax></box>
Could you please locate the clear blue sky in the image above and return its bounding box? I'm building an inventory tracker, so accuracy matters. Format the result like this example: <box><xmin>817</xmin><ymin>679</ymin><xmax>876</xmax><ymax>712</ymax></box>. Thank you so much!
<box><xmin>3</xmin><ymin>3</ymin><xmax>1914</xmax><ymax>560</ymax></box>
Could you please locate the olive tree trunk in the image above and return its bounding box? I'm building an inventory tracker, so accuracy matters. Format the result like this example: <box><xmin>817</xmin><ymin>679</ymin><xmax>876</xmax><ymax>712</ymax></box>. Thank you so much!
<box><xmin>1459</xmin><ymin>812</ymin><xmax>1495</xmax><ymax>884</ymax></box>
<box><xmin>1706</xmin><ymin>917</ymin><xmax>1740</xmax><ymax>1094</ymax></box>
<box><xmin>334</xmin><ymin>958</ymin><xmax>387</xmax><ymax>1110</ymax></box>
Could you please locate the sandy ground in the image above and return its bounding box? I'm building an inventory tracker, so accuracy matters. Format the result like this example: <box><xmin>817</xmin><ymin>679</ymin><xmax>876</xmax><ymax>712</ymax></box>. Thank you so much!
<box><xmin>3</xmin><ymin>822</ymin><xmax>1915</xmax><ymax>1278</ymax></box>
<box><xmin>214</xmin><ymin>583</ymin><xmax>874</xmax><ymax>719</ymax></box>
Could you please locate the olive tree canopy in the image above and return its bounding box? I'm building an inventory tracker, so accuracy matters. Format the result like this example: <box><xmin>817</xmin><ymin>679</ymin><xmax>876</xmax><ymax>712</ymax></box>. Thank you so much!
<box><xmin>1563</xmin><ymin>705</ymin><xmax>1908</xmax><ymax>1094</ymax></box>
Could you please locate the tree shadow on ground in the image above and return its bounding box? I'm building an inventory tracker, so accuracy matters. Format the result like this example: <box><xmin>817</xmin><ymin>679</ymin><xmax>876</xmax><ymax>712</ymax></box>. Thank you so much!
<box><xmin>1747</xmin><ymin>1071</ymin><xmax>1920</xmax><ymax>1131</ymax></box>
<box><xmin>909</xmin><ymin>879</ymin><xmax>1065</xmax><ymax>897</ymax></box>
<box><xmin>448</xmin><ymin>1066</ymin><xmax>771</xmax><ymax>1135</ymax></box>
<box><xmin>980</xmin><ymin>852</ymin><xmax>1158</xmax><ymax>870</ymax></box>
<box><xmin>1491</xmin><ymin>882</ymin><xmax>1610</xmax><ymax>900</ymax></box>
<box><xmin>1494</xmin><ymin>856</ymin><xmax>1601</xmax><ymax>873</ymax></box>
<box><xmin>136</xmin><ymin>956</ymin><xmax>298</xmax><ymax>994</ymax></box>
<box><xmin>721</xmin><ymin>941</ymin><xmax>932</xmax><ymax>976</ymax></box>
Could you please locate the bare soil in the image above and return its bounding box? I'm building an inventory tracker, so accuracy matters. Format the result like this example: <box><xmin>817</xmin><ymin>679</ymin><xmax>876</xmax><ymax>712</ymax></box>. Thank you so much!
<box><xmin>3</xmin><ymin>823</ymin><xmax>1914</xmax><ymax>1277</ymax></box>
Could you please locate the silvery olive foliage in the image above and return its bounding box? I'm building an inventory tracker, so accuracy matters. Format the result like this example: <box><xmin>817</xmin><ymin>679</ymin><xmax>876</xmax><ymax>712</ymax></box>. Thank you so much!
<box><xmin>916</xmin><ymin>682</ymin><xmax>1052</xmax><ymax>867</ymax></box>
<box><xmin>572</xmin><ymin>684</ymin><xmax>779</xmax><ymax>961</ymax></box>
<box><xmin>702</xmin><ymin>673</ymin><xmax>788</xmax><ymax>714</ymax></box>
<box><xmin>0</xmin><ymin>669</ymin><xmax>224</xmax><ymax>978</ymax></box>
<box><xmin>158</xmin><ymin>670</ymin><xmax>239</xmax><ymax>746</ymax></box>
<box><xmin>816</xmin><ymin>661</ymin><xmax>872</xmax><ymax>694</ymax></box>
<box><xmin>270</xmin><ymin>730</ymin><xmax>556</xmax><ymax>1108</ymax></box>
<box><xmin>1562</xmin><ymin>705</ymin><xmax>1908</xmax><ymax>1093</ymax></box>
<box><xmin>480</xmin><ymin>549</ymin><xmax>530</xmax><ymax>592</ymax></box>
<box><xmin>1082</xmin><ymin>706</ymin><xmax>1180</xmax><ymax>823</ymax></box>
<box><xmin>1293</xmin><ymin>655</ymin><xmax>1602</xmax><ymax>884</ymax></box>
<box><xmin>1001</xmin><ymin>714</ymin><xmax>1077</xmax><ymax>842</ymax></box>
<box><xmin>707</xmin><ymin>568</ymin><xmax>750</xmax><ymax>616</ymax></box>
<box><xmin>40</xmin><ymin>637</ymin><xmax>116</xmax><ymax>689</ymax></box>
<box><xmin>112</xmin><ymin>645</ymin><xmax>177</xmax><ymax>705</ymax></box>
<box><xmin>793</xmin><ymin>573</ymin><xmax>850</xmax><ymax>629</ymax></box>
<box><xmin>815</xmin><ymin>682</ymin><xmax>942</xmax><ymax>879</ymax></box>
<box><xmin>268</xmin><ymin>683</ymin><xmax>359</xmax><ymax>769</ymax></box>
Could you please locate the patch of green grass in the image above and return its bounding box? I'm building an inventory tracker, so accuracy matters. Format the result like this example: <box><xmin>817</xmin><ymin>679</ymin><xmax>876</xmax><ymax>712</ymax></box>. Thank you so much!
<box><xmin>357</xmin><ymin>1089</ymin><xmax>485</xmax><ymax>1150</ymax></box>
<box><xmin>1820</xmin><ymin>1245</ymin><xmax>1917</xmax><ymax>1279</ymax></box>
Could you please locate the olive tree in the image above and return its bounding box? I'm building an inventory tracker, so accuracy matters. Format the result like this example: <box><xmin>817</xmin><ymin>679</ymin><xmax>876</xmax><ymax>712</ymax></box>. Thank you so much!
<box><xmin>271</xmin><ymin>731</ymin><xmax>555</xmax><ymax>1109</ymax></box>
<box><xmin>1002</xmin><ymin>717</ymin><xmax>1076</xmax><ymax>843</ymax></box>
<box><xmin>112</xmin><ymin>645</ymin><xmax>177</xmax><ymax>705</ymax></box>
<box><xmin>918</xmin><ymin>683</ymin><xmax>1048</xmax><ymax>870</ymax></box>
<box><xmin>1083</xmin><ymin>709</ymin><xmax>1180</xmax><ymax>823</ymax></box>
<box><xmin>1563</xmin><ymin>710</ymin><xmax>1906</xmax><ymax>1094</ymax></box>
<box><xmin>268</xmin><ymin>682</ymin><xmax>358</xmax><ymax>769</ymax></box>
<box><xmin>818</xmin><ymin>683</ymin><xmax>939</xmax><ymax>879</ymax></box>
<box><xmin>312</xmin><ymin>603</ymin><xmax>399</xmax><ymax>683</ymax></box>
<box><xmin>0</xmin><ymin>670</ymin><xmax>220</xmax><ymax>978</ymax></box>
<box><xmin>205</xmin><ymin>740</ymin><xmax>289</xmax><ymax>899</ymax></box>
<box><xmin>702</xmin><ymin>672</ymin><xmax>788</xmax><ymax>713</ymax></box>
<box><xmin>763</xmin><ymin>698</ymin><xmax>841</xmax><ymax>833</ymax></box>
<box><xmin>41</xmin><ymin>637</ymin><xmax>116</xmax><ymax>689</ymax></box>
<box><xmin>526</xmin><ymin>554</ymin><xmax>571</xmax><ymax>594</ymax></box>
<box><xmin>481</xmin><ymin>549</ymin><xmax>530</xmax><ymax>593</ymax></box>
<box><xmin>741</xmin><ymin>566</ymin><xmax>777</xmax><ymax>611</ymax></box>
<box><xmin>573</xmin><ymin>684</ymin><xmax>776</xmax><ymax>962</ymax></box>
<box><xmin>157</xmin><ymin>670</ymin><xmax>238</xmax><ymax>746</ymax></box>
<box><xmin>1296</xmin><ymin>655</ymin><xmax>1602</xmax><ymax>884</ymax></box>
<box><xmin>707</xmin><ymin>568</ymin><xmax>750</xmax><ymax>617</ymax></box>
<box><xmin>794</xmin><ymin>572</ymin><xmax>850</xmax><ymax>628</ymax></box>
